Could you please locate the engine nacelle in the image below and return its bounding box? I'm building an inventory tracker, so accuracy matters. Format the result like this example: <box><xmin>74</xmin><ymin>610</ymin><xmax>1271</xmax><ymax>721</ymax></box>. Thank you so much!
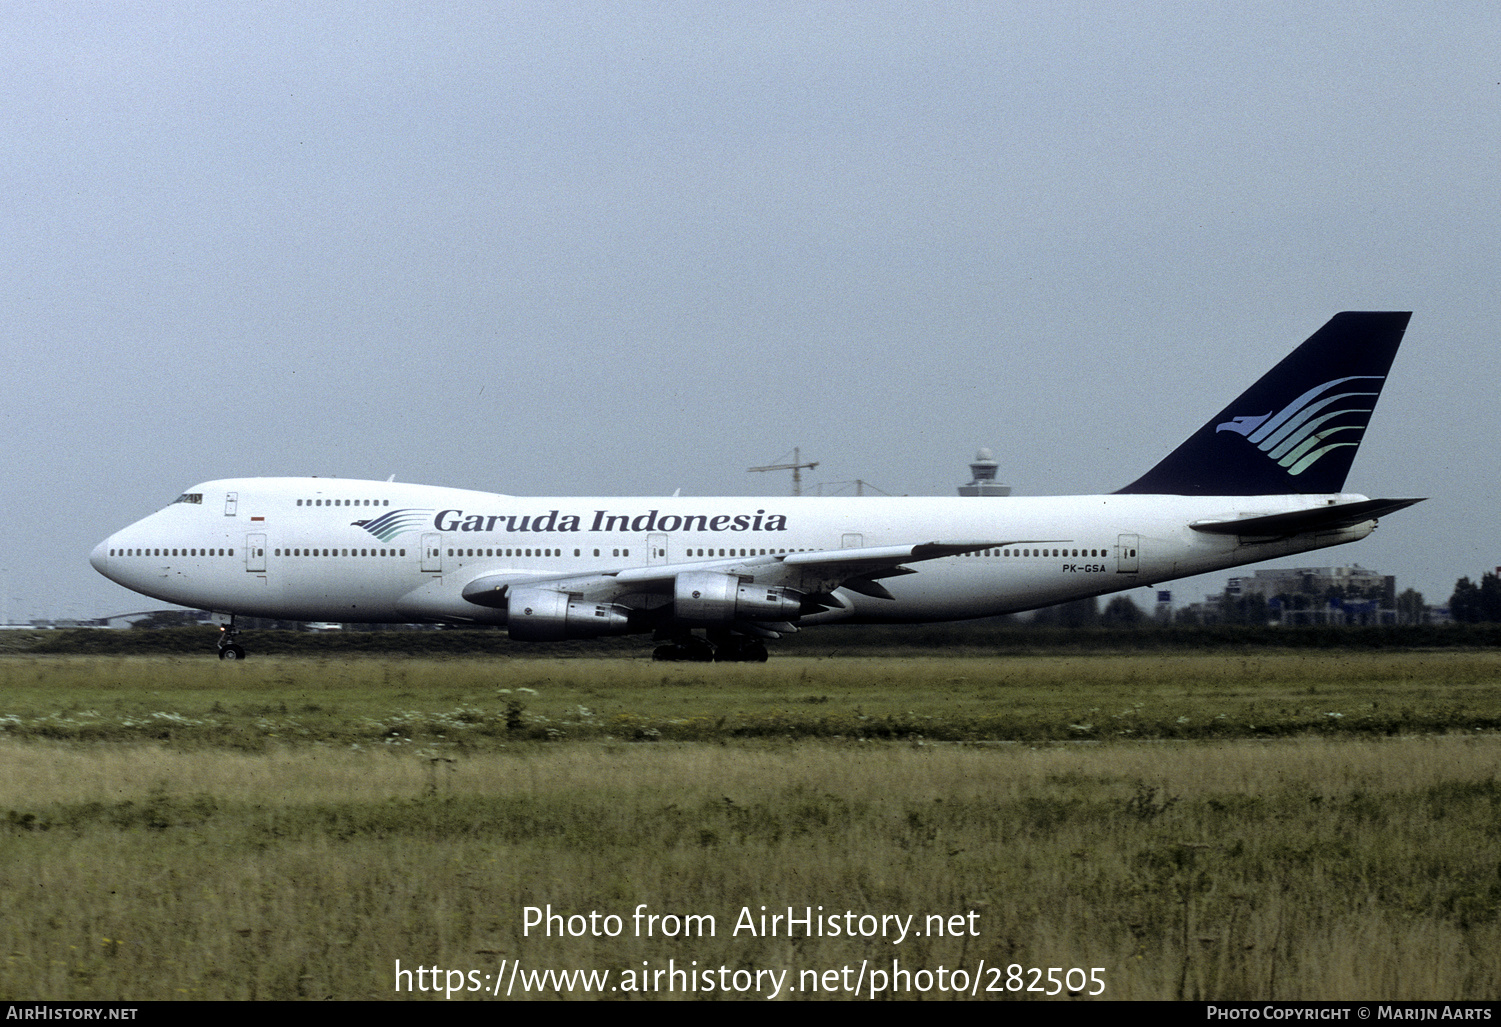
<box><xmin>673</xmin><ymin>571</ymin><xmax>804</xmax><ymax>625</ymax></box>
<box><xmin>506</xmin><ymin>587</ymin><xmax>633</xmax><ymax>641</ymax></box>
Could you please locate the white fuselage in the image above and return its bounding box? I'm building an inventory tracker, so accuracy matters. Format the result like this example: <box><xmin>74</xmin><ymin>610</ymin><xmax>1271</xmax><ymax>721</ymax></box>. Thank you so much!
<box><xmin>90</xmin><ymin>477</ymin><xmax>1377</xmax><ymax>626</ymax></box>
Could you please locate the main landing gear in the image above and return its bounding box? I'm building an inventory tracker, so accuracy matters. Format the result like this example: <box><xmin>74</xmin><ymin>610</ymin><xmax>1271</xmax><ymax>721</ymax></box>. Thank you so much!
<box><xmin>217</xmin><ymin>617</ymin><xmax>246</xmax><ymax>661</ymax></box>
<box><xmin>651</xmin><ymin>630</ymin><xmax>769</xmax><ymax>663</ymax></box>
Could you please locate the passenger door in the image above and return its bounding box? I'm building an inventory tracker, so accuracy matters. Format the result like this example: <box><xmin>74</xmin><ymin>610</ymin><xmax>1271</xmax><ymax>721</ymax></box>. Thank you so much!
<box><xmin>245</xmin><ymin>533</ymin><xmax>266</xmax><ymax>573</ymax></box>
<box><xmin>421</xmin><ymin>533</ymin><xmax>443</xmax><ymax>573</ymax></box>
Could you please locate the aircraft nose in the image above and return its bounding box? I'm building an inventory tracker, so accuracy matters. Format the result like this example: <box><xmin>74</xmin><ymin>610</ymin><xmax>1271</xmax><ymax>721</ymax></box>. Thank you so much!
<box><xmin>90</xmin><ymin>539</ymin><xmax>110</xmax><ymax>576</ymax></box>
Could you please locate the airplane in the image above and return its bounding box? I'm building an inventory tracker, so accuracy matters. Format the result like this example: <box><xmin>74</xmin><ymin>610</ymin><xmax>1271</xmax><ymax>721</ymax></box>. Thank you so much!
<box><xmin>90</xmin><ymin>311</ymin><xmax>1421</xmax><ymax>662</ymax></box>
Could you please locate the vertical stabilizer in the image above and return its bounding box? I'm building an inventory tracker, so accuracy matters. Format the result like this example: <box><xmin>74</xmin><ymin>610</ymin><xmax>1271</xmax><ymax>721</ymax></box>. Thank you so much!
<box><xmin>1115</xmin><ymin>312</ymin><xmax>1411</xmax><ymax>496</ymax></box>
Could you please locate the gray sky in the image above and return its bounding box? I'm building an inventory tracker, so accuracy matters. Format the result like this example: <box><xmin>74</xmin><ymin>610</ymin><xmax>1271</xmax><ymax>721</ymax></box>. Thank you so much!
<box><xmin>4</xmin><ymin>1</ymin><xmax>1497</xmax><ymax>622</ymax></box>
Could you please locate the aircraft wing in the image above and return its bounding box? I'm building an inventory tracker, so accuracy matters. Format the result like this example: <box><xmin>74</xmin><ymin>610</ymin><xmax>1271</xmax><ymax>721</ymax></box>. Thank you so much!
<box><xmin>461</xmin><ymin>538</ymin><xmax>1058</xmax><ymax>608</ymax></box>
<box><xmin>1189</xmin><ymin>497</ymin><xmax>1425</xmax><ymax>538</ymax></box>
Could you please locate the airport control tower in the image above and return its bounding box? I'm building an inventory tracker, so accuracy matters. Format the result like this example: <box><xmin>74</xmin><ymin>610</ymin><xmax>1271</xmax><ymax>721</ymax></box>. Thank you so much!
<box><xmin>957</xmin><ymin>448</ymin><xmax>1011</xmax><ymax>497</ymax></box>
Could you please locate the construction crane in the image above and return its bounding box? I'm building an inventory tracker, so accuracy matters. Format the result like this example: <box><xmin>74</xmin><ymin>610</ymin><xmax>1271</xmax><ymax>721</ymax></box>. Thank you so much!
<box><xmin>748</xmin><ymin>447</ymin><xmax>818</xmax><ymax>497</ymax></box>
<box><xmin>814</xmin><ymin>479</ymin><xmax>893</xmax><ymax>497</ymax></box>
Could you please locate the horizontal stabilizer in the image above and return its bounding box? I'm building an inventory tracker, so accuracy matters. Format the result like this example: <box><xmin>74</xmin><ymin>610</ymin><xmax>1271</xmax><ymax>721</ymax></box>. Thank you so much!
<box><xmin>1189</xmin><ymin>498</ymin><xmax>1425</xmax><ymax>538</ymax></box>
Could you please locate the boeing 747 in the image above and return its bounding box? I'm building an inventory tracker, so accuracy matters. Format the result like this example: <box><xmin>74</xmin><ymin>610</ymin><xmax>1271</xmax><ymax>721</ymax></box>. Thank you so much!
<box><xmin>91</xmin><ymin>312</ymin><xmax>1421</xmax><ymax>661</ymax></box>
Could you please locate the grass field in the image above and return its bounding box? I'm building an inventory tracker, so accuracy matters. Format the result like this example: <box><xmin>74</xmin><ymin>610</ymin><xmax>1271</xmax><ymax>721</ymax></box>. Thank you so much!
<box><xmin>1</xmin><ymin>652</ymin><xmax>1498</xmax><ymax>1000</ymax></box>
<box><xmin>0</xmin><ymin>651</ymin><xmax>1499</xmax><ymax>747</ymax></box>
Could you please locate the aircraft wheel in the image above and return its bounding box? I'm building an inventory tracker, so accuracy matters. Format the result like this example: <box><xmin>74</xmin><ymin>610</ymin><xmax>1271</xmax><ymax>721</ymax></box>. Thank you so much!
<box><xmin>218</xmin><ymin>644</ymin><xmax>246</xmax><ymax>661</ymax></box>
<box><xmin>744</xmin><ymin>640</ymin><xmax>768</xmax><ymax>663</ymax></box>
<box><xmin>652</xmin><ymin>645</ymin><xmax>681</xmax><ymax>662</ymax></box>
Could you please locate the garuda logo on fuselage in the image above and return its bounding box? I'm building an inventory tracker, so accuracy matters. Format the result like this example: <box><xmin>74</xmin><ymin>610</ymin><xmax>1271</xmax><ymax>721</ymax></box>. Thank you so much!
<box><xmin>352</xmin><ymin>509</ymin><xmax>435</xmax><ymax>542</ymax></box>
<box><xmin>1214</xmin><ymin>375</ymin><xmax>1384</xmax><ymax>476</ymax></box>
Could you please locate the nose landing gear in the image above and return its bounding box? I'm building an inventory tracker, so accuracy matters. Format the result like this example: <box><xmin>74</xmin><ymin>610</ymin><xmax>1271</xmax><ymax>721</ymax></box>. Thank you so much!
<box><xmin>217</xmin><ymin>617</ymin><xmax>246</xmax><ymax>661</ymax></box>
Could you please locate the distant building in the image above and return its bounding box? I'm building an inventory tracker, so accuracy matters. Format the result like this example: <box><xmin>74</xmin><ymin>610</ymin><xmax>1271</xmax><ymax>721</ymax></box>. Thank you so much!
<box><xmin>1180</xmin><ymin>564</ymin><xmax>1402</xmax><ymax>626</ymax></box>
<box><xmin>957</xmin><ymin>448</ymin><xmax>1011</xmax><ymax>497</ymax></box>
<box><xmin>1230</xmin><ymin>565</ymin><xmax>1395</xmax><ymax>604</ymax></box>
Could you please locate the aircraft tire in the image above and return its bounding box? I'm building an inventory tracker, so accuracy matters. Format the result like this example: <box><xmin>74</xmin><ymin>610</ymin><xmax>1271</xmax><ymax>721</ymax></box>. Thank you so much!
<box><xmin>218</xmin><ymin>644</ymin><xmax>246</xmax><ymax>661</ymax></box>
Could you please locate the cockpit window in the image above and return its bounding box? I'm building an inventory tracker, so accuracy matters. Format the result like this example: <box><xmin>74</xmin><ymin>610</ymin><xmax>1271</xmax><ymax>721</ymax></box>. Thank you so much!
<box><xmin>174</xmin><ymin>493</ymin><xmax>202</xmax><ymax>505</ymax></box>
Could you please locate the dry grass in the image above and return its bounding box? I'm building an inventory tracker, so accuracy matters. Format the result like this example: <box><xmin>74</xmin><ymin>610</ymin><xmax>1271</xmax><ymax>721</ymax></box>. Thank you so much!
<box><xmin>1</xmin><ymin>733</ymin><xmax>1499</xmax><ymax>1000</ymax></box>
<box><xmin>1</xmin><ymin>732</ymin><xmax>1495</xmax><ymax>805</ymax></box>
<box><xmin>2</xmin><ymin>652</ymin><xmax>1497</xmax><ymax>1000</ymax></box>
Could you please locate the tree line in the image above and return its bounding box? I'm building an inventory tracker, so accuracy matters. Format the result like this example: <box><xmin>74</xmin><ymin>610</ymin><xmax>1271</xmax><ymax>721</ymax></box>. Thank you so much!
<box><xmin>1449</xmin><ymin>571</ymin><xmax>1501</xmax><ymax>623</ymax></box>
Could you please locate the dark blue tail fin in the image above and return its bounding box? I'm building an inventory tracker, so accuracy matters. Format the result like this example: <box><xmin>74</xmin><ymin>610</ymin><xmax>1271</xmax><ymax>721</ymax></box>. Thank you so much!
<box><xmin>1115</xmin><ymin>312</ymin><xmax>1411</xmax><ymax>496</ymax></box>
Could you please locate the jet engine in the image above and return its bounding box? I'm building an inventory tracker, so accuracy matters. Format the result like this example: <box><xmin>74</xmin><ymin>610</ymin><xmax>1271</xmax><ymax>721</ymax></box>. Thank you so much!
<box><xmin>673</xmin><ymin>571</ymin><xmax>804</xmax><ymax>625</ymax></box>
<box><xmin>506</xmin><ymin>587</ymin><xmax>633</xmax><ymax>641</ymax></box>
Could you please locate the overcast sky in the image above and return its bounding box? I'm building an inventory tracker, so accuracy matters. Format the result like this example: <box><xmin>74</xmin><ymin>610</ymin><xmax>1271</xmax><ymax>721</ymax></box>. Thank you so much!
<box><xmin>4</xmin><ymin>2</ymin><xmax>1497</xmax><ymax>622</ymax></box>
